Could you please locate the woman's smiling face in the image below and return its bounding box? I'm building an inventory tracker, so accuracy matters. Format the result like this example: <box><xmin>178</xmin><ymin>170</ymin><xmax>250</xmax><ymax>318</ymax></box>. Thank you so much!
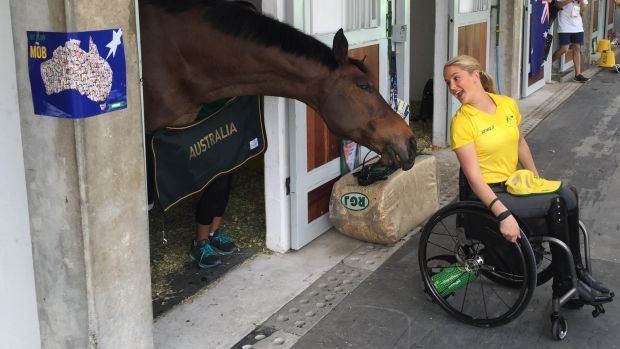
<box><xmin>443</xmin><ymin>65</ymin><xmax>481</xmax><ymax>104</ymax></box>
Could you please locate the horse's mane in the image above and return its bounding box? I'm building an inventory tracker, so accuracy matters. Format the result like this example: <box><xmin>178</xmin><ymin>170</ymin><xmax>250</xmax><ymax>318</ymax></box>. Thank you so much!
<box><xmin>145</xmin><ymin>0</ymin><xmax>341</xmax><ymax>70</ymax></box>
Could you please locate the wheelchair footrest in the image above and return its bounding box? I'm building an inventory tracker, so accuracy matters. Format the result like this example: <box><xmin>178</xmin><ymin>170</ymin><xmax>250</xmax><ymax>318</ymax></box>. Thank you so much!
<box><xmin>592</xmin><ymin>304</ymin><xmax>605</xmax><ymax>318</ymax></box>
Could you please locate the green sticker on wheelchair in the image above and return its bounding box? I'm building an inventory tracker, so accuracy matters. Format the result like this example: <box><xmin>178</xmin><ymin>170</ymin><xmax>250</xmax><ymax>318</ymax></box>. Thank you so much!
<box><xmin>341</xmin><ymin>192</ymin><xmax>369</xmax><ymax>211</ymax></box>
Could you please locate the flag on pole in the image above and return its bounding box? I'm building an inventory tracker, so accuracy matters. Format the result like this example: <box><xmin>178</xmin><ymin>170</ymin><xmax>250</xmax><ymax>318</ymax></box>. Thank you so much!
<box><xmin>530</xmin><ymin>0</ymin><xmax>551</xmax><ymax>76</ymax></box>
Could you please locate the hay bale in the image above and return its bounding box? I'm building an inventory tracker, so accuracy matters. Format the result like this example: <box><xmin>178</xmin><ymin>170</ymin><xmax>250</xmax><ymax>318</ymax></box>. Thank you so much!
<box><xmin>329</xmin><ymin>155</ymin><xmax>438</xmax><ymax>244</ymax></box>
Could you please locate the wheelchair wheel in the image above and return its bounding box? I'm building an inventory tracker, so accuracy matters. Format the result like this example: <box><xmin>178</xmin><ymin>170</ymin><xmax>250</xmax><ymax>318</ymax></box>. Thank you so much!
<box><xmin>419</xmin><ymin>201</ymin><xmax>537</xmax><ymax>327</ymax></box>
<box><xmin>498</xmin><ymin>215</ymin><xmax>554</xmax><ymax>287</ymax></box>
<box><xmin>531</xmin><ymin>240</ymin><xmax>553</xmax><ymax>286</ymax></box>
<box><xmin>468</xmin><ymin>215</ymin><xmax>555</xmax><ymax>288</ymax></box>
<box><xmin>551</xmin><ymin>315</ymin><xmax>568</xmax><ymax>340</ymax></box>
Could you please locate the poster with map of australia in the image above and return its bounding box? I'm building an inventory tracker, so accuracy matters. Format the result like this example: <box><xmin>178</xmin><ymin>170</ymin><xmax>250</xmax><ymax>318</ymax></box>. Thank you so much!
<box><xmin>27</xmin><ymin>29</ymin><xmax>127</xmax><ymax>118</ymax></box>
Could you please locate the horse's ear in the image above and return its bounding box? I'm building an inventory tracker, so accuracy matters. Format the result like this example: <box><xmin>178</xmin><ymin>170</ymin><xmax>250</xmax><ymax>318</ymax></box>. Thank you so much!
<box><xmin>332</xmin><ymin>28</ymin><xmax>349</xmax><ymax>65</ymax></box>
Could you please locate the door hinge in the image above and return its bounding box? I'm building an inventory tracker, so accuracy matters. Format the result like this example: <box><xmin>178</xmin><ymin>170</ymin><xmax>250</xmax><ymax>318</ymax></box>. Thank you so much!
<box><xmin>392</xmin><ymin>24</ymin><xmax>408</xmax><ymax>43</ymax></box>
<box><xmin>285</xmin><ymin>177</ymin><xmax>290</xmax><ymax>195</ymax></box>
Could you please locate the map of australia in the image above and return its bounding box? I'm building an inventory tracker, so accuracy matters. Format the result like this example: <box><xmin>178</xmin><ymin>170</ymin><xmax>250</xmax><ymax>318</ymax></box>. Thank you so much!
<box><xmin>40</xmin><ymin>37</ymin><xmax>113</xmax><ymax>103</ymax></box>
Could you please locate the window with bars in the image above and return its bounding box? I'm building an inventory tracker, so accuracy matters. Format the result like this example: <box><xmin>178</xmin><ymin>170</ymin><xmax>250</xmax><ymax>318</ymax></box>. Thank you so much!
<box><xmin>344</xmin><ymin>0</ymin><xmax>381</xmax><ymax>31</ymax></box>
<box><xmin>309</xmin><ymin>0</ymin><xmax>381</xmax><ymax>35</ymax></box>
<box><xmin>459</xmin><ymin>0</ymin><xmax>489</xmax><ymax>14</ymax></box>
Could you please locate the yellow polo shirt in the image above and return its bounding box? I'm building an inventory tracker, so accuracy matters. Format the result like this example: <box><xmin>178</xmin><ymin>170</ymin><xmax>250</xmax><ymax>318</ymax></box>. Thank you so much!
<box><xmin>450</xmin><ymin>93</ymin><xmax>522</xmax><ymax>183</ymax></box>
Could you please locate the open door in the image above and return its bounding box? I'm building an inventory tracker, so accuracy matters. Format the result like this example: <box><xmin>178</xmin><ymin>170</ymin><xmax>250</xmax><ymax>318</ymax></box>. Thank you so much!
<box><xmin>522</xmin><ymin>0</ymin><xmax>552</xmax><ymax>97</ymax></box>
<box><xmin>448</xmin><ymin>0</ymin><xmax>491</xmax><ymax>128</ymax></box>
<box><xmin>605</xmin><ymin>0</ymin><xmax>615</xmax><ymax>38</ymax></box>
<box><xmin>289</xmin><ymin>0</ymin><xmax>389</xmax><ymax>249</ymax></box>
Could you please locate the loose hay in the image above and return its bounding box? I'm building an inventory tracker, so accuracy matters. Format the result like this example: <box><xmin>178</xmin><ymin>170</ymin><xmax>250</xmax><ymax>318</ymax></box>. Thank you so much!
<box><xmin>149</xmin><ymin>161</ymin><xmax>267</xmax><ymax>304</ymax></box>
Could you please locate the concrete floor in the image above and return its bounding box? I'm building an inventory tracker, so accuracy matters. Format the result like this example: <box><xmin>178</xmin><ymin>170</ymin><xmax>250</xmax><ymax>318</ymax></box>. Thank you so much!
<box><xmin>155</xmin><ymin>66</ymin><xmax>620</xmax><ymax>349</ymax></box>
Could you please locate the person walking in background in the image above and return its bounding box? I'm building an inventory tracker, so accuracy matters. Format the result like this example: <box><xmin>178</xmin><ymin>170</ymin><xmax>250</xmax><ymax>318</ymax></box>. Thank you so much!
<box><xmin>552</xmin><ymin>0</ymin><xmax>590</xmax><ymax>82</ymax></box>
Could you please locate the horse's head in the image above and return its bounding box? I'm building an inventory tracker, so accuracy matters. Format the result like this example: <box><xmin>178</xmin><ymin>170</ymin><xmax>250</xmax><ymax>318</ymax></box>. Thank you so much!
<box><xmin>317</xmin><ymin>29</ymin><xmax>417</xmax><ymax>171</ymax></box>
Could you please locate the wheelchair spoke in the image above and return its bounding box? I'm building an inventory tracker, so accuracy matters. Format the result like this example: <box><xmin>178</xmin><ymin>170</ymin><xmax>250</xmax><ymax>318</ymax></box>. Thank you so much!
<box><xmin>426</xmin><ymin>239</ymin><xmax>457</xmax><ymax>254</ymax></box>
<box><xmin>431</xmin><ymin>231</ymin><xmax>459</xmax><ymax>238</ymax></box>
<box><xmin>487</xmin><ymin>284</ymin><xmax>511</xmax><ymax>310</ymax></box>
<box><xmin>437</xmin><ymin>220</ymin><xmax>459</xmax><ymax>246</ymax></box>
<box><xmin>471</xmin><ymin>241</ymin><xmax>484</xmax><ymax>254</ymax></box>
<box><xmin>482</xmin><ymin>268</ymin><xmax>524</xmax><ymax>281</ymax></box>
<box><xmin>480</xmin><ymin>278</ymin><xmax>489</xmax><ymax>319</ymax></box>
<box><xmin>459</xmin><ymin>273</ymin><xmax>473</xmax><ymax>313</ymax></box>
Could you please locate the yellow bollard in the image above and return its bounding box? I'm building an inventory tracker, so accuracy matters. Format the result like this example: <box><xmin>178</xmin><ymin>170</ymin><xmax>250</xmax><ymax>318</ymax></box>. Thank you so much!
<box><xmin>597</xmin><ymin>39</ymin><xmax>611</xmax><ymax>52</ymax></box>
<box><xmin>599</xmin><ymin>50</ymin><xmax>616</xmax><ymax>68</ymax></box>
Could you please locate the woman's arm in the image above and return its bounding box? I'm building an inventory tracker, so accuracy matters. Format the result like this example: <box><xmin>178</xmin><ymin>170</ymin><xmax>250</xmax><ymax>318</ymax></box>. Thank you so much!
<box><xmin>455</xmin><ymin>144</ymin><xmax>520</xmax><ymax>242</ymax></box>
<box><xmin>517</xmin><ymin>135</ymin><xmax>539</xmax><ymax>176</ymax></box>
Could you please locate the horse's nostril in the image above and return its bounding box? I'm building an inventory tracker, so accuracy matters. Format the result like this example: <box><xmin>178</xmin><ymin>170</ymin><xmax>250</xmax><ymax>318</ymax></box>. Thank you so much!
<box><xmin>409</xmin><ymin>138</ymin><xmax>418</xmax><ymax>154</ymax></box>
<box><xmin>399</xmin><ymin>138</ymin><xmax>417</xmax><ymax>171</ymax></box>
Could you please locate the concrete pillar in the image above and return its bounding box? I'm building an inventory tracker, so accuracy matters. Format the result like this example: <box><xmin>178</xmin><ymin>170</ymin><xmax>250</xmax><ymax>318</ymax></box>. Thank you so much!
<box><xmin>9</xmin><ymin>0</ymin><xmax>153</xmax><ymax>348</ymax></box>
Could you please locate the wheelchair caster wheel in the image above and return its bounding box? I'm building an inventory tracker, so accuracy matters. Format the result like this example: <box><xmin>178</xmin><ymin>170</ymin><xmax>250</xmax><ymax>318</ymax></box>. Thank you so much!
<box><xmin>551</xmin><ymin>316</ymin><xmax>568</xmax><ymax>340</ymax></box>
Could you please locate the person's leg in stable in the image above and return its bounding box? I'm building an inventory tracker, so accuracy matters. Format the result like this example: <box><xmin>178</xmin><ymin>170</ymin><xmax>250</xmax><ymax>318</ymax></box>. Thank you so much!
<box><xmin>195</xmin><ymin>174</ymin><xmax>237</xmax><ymax>255</ymax></box>
<box><xmin>190</xmin><ymin>175</ymin><xmax>234</xmax><ymax>268</ymax></box>
<box><xmin>195</xmin><ymin>175</ymin><xmax>232</xmax><ymax>241</ymax></box>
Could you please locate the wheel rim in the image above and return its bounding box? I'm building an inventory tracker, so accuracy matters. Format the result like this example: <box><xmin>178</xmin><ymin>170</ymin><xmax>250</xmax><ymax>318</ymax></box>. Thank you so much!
<box><xmin>419</xmin><ymin>203</ymin><xmax>537</xmax><ymax>327</ymax></box>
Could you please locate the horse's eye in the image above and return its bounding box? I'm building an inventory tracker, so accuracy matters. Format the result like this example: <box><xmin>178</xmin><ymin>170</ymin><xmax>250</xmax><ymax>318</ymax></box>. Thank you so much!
<box><xmin>357</xmin><ymin>83</ymin><xmax>370</xmax><ymax>91</ymax></box>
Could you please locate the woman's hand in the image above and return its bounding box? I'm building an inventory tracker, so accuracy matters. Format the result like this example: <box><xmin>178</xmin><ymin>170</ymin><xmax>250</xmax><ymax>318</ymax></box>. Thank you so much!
<box><xmin>499</xmin><ymin>215</ymin><xmax>521</xmax><ymax>243</ymax></box>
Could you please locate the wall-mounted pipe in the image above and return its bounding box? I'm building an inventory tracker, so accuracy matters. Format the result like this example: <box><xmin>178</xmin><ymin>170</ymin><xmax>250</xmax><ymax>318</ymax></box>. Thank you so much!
<box><xmin>491</xmin><ymin>1</ymin><xmax>502</xmax><ymax>94</ymax></box>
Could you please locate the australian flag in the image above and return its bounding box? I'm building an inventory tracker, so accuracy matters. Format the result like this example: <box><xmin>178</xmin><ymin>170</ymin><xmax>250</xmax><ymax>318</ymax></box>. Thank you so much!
<box><xmin>530</xmin><ymin>0</ymin><xmax>551</xmax><ymax>76</ymax></box>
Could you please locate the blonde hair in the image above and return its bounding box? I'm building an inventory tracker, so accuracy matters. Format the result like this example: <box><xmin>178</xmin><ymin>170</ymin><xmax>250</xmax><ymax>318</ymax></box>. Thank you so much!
<box><xmin>444</xmin><ymin>55</ymin><xmax>497</xmax><ymax>94</ymax></box>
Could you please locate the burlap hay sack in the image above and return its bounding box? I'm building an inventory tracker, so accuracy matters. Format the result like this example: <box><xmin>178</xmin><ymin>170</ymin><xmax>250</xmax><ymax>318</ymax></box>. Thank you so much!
<box><xmin>329</xmin><ymin>155</ymin><xmax>438</xmax><ymax>244</ymax></box>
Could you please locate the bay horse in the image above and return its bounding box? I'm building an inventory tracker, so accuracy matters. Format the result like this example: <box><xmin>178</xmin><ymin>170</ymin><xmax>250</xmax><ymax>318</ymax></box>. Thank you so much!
<box><xmin>139</xmin><ymin>0</ymin><xmax>417</xmax><ymax>170</ymax></box>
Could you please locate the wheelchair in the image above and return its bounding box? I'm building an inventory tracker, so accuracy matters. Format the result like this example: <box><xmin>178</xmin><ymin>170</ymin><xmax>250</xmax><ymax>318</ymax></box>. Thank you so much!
<box><xmin>418</xmin><ymin>172</ymin><xmax>613</xmax><ymax>340</ymax></box>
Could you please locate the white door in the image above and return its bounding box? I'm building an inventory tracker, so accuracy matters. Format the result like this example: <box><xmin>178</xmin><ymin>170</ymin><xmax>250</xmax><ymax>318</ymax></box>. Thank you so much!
<box><xmin>448</xmin><ymin>0</ymin><xmax>491</xmax><ymax>135</ymax></box>
<box><xmin>522</xmin><ymin>0</ymin><xmax>552</xmax><ymax>97</ymax></box>
<box><xmin>592</xmin><ymin>0</ymin><xmax>603</xmax><ymax>43</ymax></box>
<box><xmin>604</xmin><ymin>0</ymin><xmax>615</xmax><ymax>38</ymax></box>
<box><xmin>289</xmin><ymin>0</ymin><xmax>390</xmax><ymax>249</ymax></box>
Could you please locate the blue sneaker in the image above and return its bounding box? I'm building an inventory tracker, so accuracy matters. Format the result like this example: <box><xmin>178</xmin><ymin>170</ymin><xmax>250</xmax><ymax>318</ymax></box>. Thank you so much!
<box><xmin>209</xmin><ymin>230</ymin><xmax>238</xmax><ymax>255</ymax></box>
<box><xmin>189</xmin><ymin>240</ymin><xmax>221</xmax><ymax>269</ymax></box>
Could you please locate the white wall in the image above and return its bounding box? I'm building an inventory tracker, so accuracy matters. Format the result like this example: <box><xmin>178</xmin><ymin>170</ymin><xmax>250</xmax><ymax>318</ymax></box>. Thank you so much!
<box><xmin>432</xmin><ymin>1</ymin><xmax>449</xmax><ymax>147</ymax></box>
<box><xmin>0</xmin><ymin>2</ymin><xmax>41</xmax><ymax>348</ymax></box>
<box><xmin>262</xmin><ymin>0</ymin><xmax>291</xmax><ymax>252</ymax></box>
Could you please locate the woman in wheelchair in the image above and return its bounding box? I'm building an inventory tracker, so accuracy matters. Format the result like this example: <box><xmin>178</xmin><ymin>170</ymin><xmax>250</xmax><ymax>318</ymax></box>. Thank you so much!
<box><xmin>442</xmin><ymin>55</ymin><xmax>613</xmax><ymax>308</ymax></box>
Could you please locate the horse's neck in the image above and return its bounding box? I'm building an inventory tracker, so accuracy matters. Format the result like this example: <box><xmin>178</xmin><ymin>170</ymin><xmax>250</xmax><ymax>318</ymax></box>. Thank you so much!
<box><xmin>189</xmin><ymin>30</ymin><xmax>330</xmax><ymax>109</ymax></box>
<box><xmin>141</xmin><ymin>5</ymin><xmax>331</xmax><ymax>130</ymax></box>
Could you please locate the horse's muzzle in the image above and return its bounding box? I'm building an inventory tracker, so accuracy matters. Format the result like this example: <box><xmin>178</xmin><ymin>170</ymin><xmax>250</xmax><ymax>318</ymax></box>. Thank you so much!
<box><xmin>381</xmin><ymin>138</ymin><xmax>417</xmax><ymax>171</ymax></box>
<box><xmin>401</xmin><ymin>138</ymin><xmax>417</xmax><ymax>170</ymax></box>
